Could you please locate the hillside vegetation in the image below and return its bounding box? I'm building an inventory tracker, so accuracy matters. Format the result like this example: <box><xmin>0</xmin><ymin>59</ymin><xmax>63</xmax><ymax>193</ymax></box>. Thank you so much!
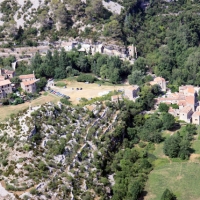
<box><xmin>0</xmin><ymin>85</ymin><xmax>191</xmax><ymax>199</ymax></box>
<box><xmin>1</xmin><ymin>1</ymin><xmax>200</xmax><ymax>199</ymax></box>
<box><xmin>1</xmin><ymin>1</ymin><xmax>200</xmax><ymax>87</ymax></box>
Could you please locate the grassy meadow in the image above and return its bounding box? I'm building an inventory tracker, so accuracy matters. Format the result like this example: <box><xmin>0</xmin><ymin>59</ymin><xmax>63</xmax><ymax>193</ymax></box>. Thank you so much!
<box><xmin>145</xmin><ymin>162</ymin><xmax>200</xmax><ymax>200</ymax></box>
<box><xmin>144</xmin><ymin>129</ymin><xmax>200</xmax><ymax>200</ymax></box>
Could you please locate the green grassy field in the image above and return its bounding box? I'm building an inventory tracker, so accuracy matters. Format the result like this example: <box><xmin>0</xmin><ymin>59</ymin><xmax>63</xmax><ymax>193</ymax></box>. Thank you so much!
<box><xmin>192</xmin><ymin>140</ymin><xmax>200</xmax><ymax>154</ymax></box>
<box><xmin>55</xmin><ymin>81</ymin><xmax>67</xmax><ymax>87</ymax></box>
<box><xmin>145</xmin><ymin>135</ymin><xmax>200</xmax><ymax>200</ymax></box>
<box><xmin>153</xmin><ymin>143</ymin><xmax>165</xmax><ymax>158</ymax></box>
<box><xmin>145</xmin><ymin>162</ymin><xmax>200</xmax><ymax>200</ymax></box>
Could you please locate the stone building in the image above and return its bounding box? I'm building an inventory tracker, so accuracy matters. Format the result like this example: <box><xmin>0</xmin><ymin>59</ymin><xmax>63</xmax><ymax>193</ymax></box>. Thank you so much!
<box><xmin>179</xmin><ymin>106</ymin><xmax>193</xmax><ymax>123</ymax></box>
<box><xmin>21</xmin><ymin>80</ymin><xmax>37</xmax><ymax>93</ymax></box>
<box><xmin>0</xmin><ymin>69</ymin><xmax>15</xmax><ymax>79</ymax></box>
<box><xmin>111</xmin><ymin>95</ymin><xmax>123</xmax><ymax>102</ymax></box>
<box><xmin>62</xmin><ymin>41</ymin><xmax>77</xmax><ymax>51</ymax></box>
<box><xmin>19</xmin><ymin>74</ymin><xmax>36</xmax><ymax>82</ymax></box>
<box><xmin>128</xmin><ymin>44</ymin><xmax>134</xmax><ymax>57</ymax></box>
<box><xmin>0</xmin><ymin>80</ymin><xmax>12</xmax><ymax>99</ymax></box>
<box><xmin>150</xmin><ymin>77</ymin><xmax>166</xmax><ymax>92</ymax></box>
<box><xmin>124</xmin><ymin>85</ymin><xmax>140</xmax><ymax>100</ymax></box>
<box><xmin>192</xmin><ymin>106</ymin><xmax>200</xmax><ymax>125</ymax></box>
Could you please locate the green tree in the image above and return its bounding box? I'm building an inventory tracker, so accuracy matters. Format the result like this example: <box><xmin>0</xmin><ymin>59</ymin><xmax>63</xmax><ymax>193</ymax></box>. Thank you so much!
<box><xmin>52</xmin><ymin>49</ymin><xmax>59</xmax><ymax>69</ymax></box>
<box><xmin>164</xmin><ymin>135</ymin><xmax>181</xmax><ymax>158</ymax></box>
<box><xmin>76</xmin><ymin>53</ymin><xmax>90</xmax><ymax>72</ymax></box>
<box><xmin>178</xmin><ymin>139</ymin><xmax>190</xmax><ymax>159</ymax></box>
<box><xmin>132</xmin><ymin>57</ymin><xmax>147</xmax><ymax>73</ymax></box>
<box><xmin>36</xmin><ymin>77</ymin><xmax>47</xmax><ymax>92</ymax></box>
<box><xmin>128</xmin><ymin>70</ymin><xmax>144</xmax><ymax>85</ymax></box>
<box><xmin>104</xmin><ymin>20</ymin><xmax>122</xmax><ymax>38</ymax></box>
<box><xmin>31</xmin><ymin>52</ymin><xmax>42</xmax><ymax>70</ymax></box>
<box><xmin>54</xmin><ymin>4</ymin><xmax>72</xmax><ymax>29</ymax></box>
<box><xmin>151</xmin><ymin>84</ymin><xmax>162</xmax><ymax>96</ymax></box>
<box><xmin>10</xmin><ymin>76</ymin><xmax>21</xmax><ymax>84</ymax></box>
<box><xmin>127</xmin><ymin>180</ymin><xmax>143</xmax><ymax>200</ymax></box>
<box><xmin>184</xmin><ymin>51</ymin><xmax>200</xmax><ymax>85</ymax></box>
<box><xmin>14</xmin><ymin>25</ymin><xmax>24</xmax><ymax>42</ymax></box>
<box><xmin>100</xmin><ymin>64</ymin><xmax>109</xmax><ymax>79</ymax></box>
<box><xmin>159</xmin><ymin>103</ymin><xmax>169</xmax><ymax>113</ymax></box>
<box><xmin>161</xmin><ymin>189</ymin><xmax>176</xmax><ymax>200</ymax></box>
<box><xmin>110</xmin><ymin>68</ymin><xmax>121</xmax><ymax>84</ymax></box>
<box><xmin>162</xmin><ymin>113</ymin><xmax>175</xmax><ymax>130</ymax></box>
<box><xmin>86</xmin><ymin>0</ymin><xmax>110</xmax><ymax>20</ymax></box>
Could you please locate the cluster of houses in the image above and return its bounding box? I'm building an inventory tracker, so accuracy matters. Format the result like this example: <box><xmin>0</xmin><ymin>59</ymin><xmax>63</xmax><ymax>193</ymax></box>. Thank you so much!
<box><xmin>111</xmin><ymin>75</ymin><xmax>200</xmax><ymax>125</ymax></box>
<box><xmin>61</xmin><ymin>41</ymin><xmax>137</xmax><ymax>62</ymax></box>
<box><xmin>111</xmin><ymin>76</ymin><xmax>167</xmax><ymax>103</ymax></box>
<box><xmin>0</xmin><ymin>68</ymin><xmax>38</xmax><ymax>99</ymax></box>
<box><xmin>152</xmin><ymin>77</ymin><xmax>200</xmax><ymax>124</ymax></box>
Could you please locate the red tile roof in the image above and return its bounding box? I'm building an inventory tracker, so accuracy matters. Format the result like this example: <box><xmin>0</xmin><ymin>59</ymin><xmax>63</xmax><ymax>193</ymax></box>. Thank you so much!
<box><xmin>180</xmin><ymin>106</ymin><xmax>193</xmax><ymax>114</ymax></box>
<box><xmin>185</xmin><ymin>96</ymin><xmax>195</xmax><ymax>105</ymax></box>
<box><xmin>0</xmin><ymin>80</ymin><xmax>11</xmax><ymax>86</ymax></box>
<box><xmin>19</xmin><ymin>74</ymin><xmax>35</xmax><ymax>80</ymax></box>
<box><xmin>21</xmin><ymin>80</ymin><xmax>36</xmax><ymax>86</ymax></box>
<box><xmin>154</xmin><ymin>77</ymin><xmax>165</xmax><ymax>82</ymax></box>
<box><xmin>192</xmin><ymin>111</ymin><xmax>200</xmax><ymax>117</ymax></box>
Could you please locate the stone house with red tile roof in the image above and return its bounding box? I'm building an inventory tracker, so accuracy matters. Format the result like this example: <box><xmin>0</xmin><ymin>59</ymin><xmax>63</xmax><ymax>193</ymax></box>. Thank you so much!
<box><xmin>19</xmin><ymin>74</ymin><xmax>35</xmax><ymax>82</ymax></box>
<box><xmin>20</xmin><ymin>80</ymin><xmax>37</xmax><ymax>93</ymax></box>
<box><xmin>192</xmin><ymin>111</ymin><xmax>200</xmax><ymax>125</ymax></box>
<box><xmin>179</xmin><ymin>106</ymin><xmax>193</xmax><ymax>123</ymax></box>
<box><xmin>0</xmin><ymin>80</ymin><xmax>12</xmax><ymax>99</ymax></box>
<box><xmin>155</xmin><ymin>85</ymin><xmax>200</xmax><ymax>124</ymax></box>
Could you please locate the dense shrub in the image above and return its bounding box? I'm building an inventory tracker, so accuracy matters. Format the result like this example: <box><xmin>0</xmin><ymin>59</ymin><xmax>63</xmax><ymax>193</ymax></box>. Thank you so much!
<box><xmin>60</xmin><ymin>98</ymin><xmax>71</xmax><ymax>105</ymax></box>
<box><xmin>77</xmin><ymin>74</ymin><xmax>96</xmax><ymax>83</ymax></box>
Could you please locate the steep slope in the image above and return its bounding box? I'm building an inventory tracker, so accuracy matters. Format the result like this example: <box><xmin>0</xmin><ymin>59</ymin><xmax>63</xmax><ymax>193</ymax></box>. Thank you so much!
<box><xmin>0</xmin><ymin>101</ymin><xmax>121</xmax><ymax>199</ymax></box>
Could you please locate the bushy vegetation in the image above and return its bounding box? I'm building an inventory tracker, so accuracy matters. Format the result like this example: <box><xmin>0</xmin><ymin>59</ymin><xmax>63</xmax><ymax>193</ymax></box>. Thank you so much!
<box><xmin>15</xmin><ymin>49</ymin><xmax>132</xmax><ymax>84</ymax></box>
<box><xmin>1</xmin><ymin>1</ymin><xmax>200</xmax><ymax>88</ymax></box>
<box><xmin>161</xmin><ymin>189</ymin><xmax>176</xmax><ymax>200</ymax></box>
<box><xmin>60</xmin><ymin>98</ymin><xmax>71</xmax><ymax>105</ymax></box>
<box><xmin>0</xmin><ymin>83</ymin><xmax>198</xmax><ymax>199</ymax></box>
<box><xmin>1</xmin><ymin>1</ymin><xmax>200</xmax><ymax>199</ymax></box>
<box><xmin>164</xmin><ymin>124</ymin><xmax>197</xmax><ymax>159</ymax></box>
<box><xmin>77</xmin><ymin>74</ymin><xmax>96</xmax><ymax>83</ymax></box>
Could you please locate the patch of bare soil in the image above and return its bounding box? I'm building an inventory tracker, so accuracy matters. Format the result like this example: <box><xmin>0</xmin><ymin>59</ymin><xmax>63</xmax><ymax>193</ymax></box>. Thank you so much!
<box><xmin>142</xmin><ymin>193</ymin><xmax>156</xmax><ymax>200</ymax></box>
<box><xmin>176</xmin><ymin>175</ymin><xmax>183</xmax><ymax>180</ymax></box>
<box><xmin>189</xmin><ymin>154</ymin><xmax>200</xmax><ymax>163</ymax></box>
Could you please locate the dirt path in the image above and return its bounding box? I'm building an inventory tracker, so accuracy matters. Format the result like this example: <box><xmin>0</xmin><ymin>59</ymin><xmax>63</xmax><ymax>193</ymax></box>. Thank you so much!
<box><xmin>1</xmin><ymin>180</ymin><xmax>37</xmax><ymax>197</ymax></box>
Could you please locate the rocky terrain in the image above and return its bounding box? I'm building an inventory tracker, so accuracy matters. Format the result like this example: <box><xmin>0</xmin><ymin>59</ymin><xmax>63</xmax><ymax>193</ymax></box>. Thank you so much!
<box><xmin>0</xmin><ymin>0</ymin><xmax>124</xmax><ymax>43</ymax></box>
<box><xmin>0</xmin><ymin>100</ymin><xmax>121</xmax><ymax>199</ymax></box>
